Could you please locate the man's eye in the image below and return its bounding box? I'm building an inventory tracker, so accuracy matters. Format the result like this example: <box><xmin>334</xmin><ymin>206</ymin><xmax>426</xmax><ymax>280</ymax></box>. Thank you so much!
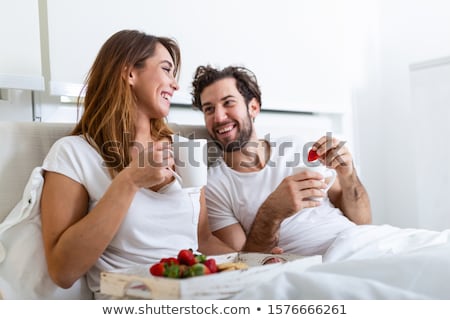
<box><xmin>203</xmin><ymin>106</ymin><xmax>214</xmax><ymax>114</ymax></box>
<box><xmin>224</xmin><ymin>100</ymin><xmax>234</xmax><ymax>106</ymax></box>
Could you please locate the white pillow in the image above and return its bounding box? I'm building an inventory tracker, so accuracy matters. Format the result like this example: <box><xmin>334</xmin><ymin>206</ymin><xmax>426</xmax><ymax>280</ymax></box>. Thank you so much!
<box><xmin>0</xmin><ymin>167</ymin><xmax>92</xmax><ymax>299</ymax></box>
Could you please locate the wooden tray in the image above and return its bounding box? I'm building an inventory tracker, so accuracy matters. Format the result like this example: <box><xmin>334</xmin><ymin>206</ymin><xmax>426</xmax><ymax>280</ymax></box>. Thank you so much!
<box><xmin>100</xmin><ymin>253</ymin><xmax>322</xmax><ymax>299</ymax></box>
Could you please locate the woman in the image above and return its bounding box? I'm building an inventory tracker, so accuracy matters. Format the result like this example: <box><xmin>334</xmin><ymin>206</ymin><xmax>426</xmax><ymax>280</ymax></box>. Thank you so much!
<box><xmin>40</xmin><ymin>30</ymin><xmax>233</xmax><ymax>295</ymax></box>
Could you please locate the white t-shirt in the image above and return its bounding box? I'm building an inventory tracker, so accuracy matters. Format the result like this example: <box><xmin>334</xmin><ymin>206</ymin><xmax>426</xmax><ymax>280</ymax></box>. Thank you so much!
<box><xmin>206</xmin><ymin>135</ymin><xmax>356</xmax><ymax>256</ymax></box>
<box><xmin>42</xmin><ymin>136</ymin><xmax>200</xmax><ymax>292</ymax></box>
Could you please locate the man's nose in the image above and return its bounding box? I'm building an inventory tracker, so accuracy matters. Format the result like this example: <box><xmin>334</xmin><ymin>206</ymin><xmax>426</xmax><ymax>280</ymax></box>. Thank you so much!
<box><xmin>214</xmin><ymin>106</ymin><xmax>227</xmax><ymax>122</ymax></box>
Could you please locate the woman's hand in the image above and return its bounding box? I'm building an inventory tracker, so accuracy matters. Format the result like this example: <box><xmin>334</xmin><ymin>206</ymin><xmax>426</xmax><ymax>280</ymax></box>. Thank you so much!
<box><xmin>127</xmin><ymin>140</ymin><xmax>174</xmax><ymax>189</ymax></box>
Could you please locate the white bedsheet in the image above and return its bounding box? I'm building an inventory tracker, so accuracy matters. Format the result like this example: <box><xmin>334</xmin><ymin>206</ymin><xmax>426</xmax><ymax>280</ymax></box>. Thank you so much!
<box><xmin>233</xmin><ymin>225</ymin><xmax>450</xmax><ymax>299</ymax></box>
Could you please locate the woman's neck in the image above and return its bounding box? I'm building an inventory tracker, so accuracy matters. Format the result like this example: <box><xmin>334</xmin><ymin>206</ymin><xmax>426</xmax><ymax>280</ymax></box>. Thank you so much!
<box><xmin>134</xmin><ymin>112</ymin><xmax>153</xmax><ymax>144</ymax></box>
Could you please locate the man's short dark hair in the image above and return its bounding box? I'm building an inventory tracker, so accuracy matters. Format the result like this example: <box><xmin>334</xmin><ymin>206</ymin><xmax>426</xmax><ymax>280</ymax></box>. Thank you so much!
<box><xmin>191</xmin><ymin>65</ymin><xmax>262</xmax><ymax>111</ymax></box>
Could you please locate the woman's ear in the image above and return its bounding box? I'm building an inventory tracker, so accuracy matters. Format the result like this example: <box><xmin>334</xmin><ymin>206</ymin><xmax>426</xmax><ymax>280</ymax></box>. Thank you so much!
<box><xmin>124</xmin><ymin>66</ymin><xmax>135</xmax><ymax>86</ymax></box>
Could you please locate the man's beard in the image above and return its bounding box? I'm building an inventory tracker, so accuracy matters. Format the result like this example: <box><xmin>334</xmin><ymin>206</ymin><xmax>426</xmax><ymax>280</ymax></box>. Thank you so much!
<box><xmin>212</xmin><ymin>113</ymin><xmax>253</xmax><ymax>153</ymax></box>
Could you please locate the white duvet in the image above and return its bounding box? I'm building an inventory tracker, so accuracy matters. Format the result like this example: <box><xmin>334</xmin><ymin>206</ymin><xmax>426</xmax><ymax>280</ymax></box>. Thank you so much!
<box><xmin>233</xmin><ymin>225</ymin><xmax>450</xmax><ymax>299</ymax></box>
<box><xmin>2</xmin><ymin>167</ymin><xmax>450</xmax><ymax>300</ymax></box>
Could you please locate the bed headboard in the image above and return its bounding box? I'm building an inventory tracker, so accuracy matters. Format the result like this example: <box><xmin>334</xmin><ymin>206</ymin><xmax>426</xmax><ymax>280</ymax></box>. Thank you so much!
<box><xmin>0</xmin><ymin>121</ymin><xmax>209</xmax><ymax>223</ymax></box>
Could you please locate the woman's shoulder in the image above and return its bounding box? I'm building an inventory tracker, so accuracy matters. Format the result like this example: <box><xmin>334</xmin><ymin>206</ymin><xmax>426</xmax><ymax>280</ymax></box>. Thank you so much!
<box><xmin>47</xmin><ymin>135</ymin><xmax>98</xmax><ymax>160</ymax></box>
<box><xmin>52</xmin><ymin>135</ymin><xmax>93</xmax><ymax>149</ymax></box>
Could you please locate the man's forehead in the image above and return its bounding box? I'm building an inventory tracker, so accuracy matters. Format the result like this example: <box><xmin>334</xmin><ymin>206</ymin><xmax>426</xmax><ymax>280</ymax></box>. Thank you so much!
<box><xmin>202</xmin><ymin>78</ymin><xmax>239</xmax><ymax>100</ymax></box>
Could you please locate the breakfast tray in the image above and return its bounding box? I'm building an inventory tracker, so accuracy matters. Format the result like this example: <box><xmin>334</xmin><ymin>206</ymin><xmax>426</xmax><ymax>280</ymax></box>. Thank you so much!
<box><xmin>100</xmin><ymin>252</ymin><xmax>322</xmax><ymax>299</ymax></box>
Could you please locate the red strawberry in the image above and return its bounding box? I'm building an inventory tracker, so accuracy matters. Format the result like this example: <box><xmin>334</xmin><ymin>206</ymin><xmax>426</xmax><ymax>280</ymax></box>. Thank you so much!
<box><xmin>307</xmin><ymin>149</ymin><xmax>319</xmax><ymax>162</ymax></box>
<box><xmin>160</xmin><ymin>257</ymin><xmax>179</xmax><ymax>265</ymax></box>
<box><xmin>149</xmin><ymin>262</ymin><xmax>166</xmax><ymax>277</ymax></box>
<box><xmin>165</xmin><ymin>264</ymin><xmax>181</xmax><ymax>278</ymax></box>
<box><xmin>178</xmin><ymin>264</ymin><xmax>190</xmax><ymax>278</ymax></box>
<box><xmin>203</xmin><ymin>258</ymin><xmax>218</xmax><ymax>273</ymax></box>
<box><xmin>177</xmin><ymin>249</ymin><xmax>196</xmax><ymax>266</ymax></box>
<box><xmin>187</xmin><ymin>263</ymin><xmax>211</xmax><ymax>276</ymax></box>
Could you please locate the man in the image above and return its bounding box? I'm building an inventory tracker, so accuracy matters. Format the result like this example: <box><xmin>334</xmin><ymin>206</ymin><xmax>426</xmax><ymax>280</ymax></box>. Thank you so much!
<box><xmin>191</xmin><ymin>65</ymin><xmax>371</xmax><ymax>256</ymax></box>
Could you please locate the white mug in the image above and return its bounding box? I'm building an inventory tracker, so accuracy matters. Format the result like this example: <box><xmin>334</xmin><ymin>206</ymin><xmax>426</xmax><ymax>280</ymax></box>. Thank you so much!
<box><xmin>292</xmin><ymin>164</ymin><xmax>336</xmax><ymax>201</ymax></box>
<box><xmin>172</xmin><ymin>137</ymin><xmax>208</xmax><ymax>189</ymax></box>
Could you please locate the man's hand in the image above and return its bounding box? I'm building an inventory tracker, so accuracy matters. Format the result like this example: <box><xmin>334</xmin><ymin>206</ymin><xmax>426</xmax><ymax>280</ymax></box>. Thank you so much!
<box><xmin>312</xmin><ymin>135</ymin><xmax>372</xmax><ymax>225</ymax></box>
<box><xmin>243</xmin><ymin>170</ymin><xmax>328</xmax><ymax>253</ymax></box>
<box><xmin>312</xmin><ymin>135</ymin><xmax>353</xmax><ymax>178</ymax></box>
<box><xmin>270</xmin><ymin>247</ymin><xmax>284</xmax><ymax>254</ymax></box>
<box><xmin>260</xmin><ymin>170</ymin><xmax>327</xmax><ymax>222</ymax></box>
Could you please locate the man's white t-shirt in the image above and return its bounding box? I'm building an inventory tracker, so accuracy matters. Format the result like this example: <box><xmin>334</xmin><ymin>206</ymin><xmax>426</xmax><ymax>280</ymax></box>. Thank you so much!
<box><xmin>42</xmin><ymin>136</ymin><xmax>200</xmax><ymax>293</ymax></box>
<box><xmin>205</xmin><ymin>135</ymin><xmax>356</xmax><ymax>256</ymax></box>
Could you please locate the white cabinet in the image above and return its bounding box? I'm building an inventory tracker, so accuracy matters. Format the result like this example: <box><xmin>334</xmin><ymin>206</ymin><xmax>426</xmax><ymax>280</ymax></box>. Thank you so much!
<box><xmin>0</xmin><ymin>0</ymin><xmax>44</xmax><ymax>91</ymax></box>
<box><xmin>45</xmin><ymin>0</ymin><xmax>352</xmax><ymax>114</ymax></box>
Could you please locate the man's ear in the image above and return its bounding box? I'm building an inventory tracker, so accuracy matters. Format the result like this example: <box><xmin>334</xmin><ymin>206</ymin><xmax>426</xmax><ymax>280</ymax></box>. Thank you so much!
<box><xmin>248</xmin><ymin>98</ymin><xmax>260</xmax><ymax>119</ymax></box>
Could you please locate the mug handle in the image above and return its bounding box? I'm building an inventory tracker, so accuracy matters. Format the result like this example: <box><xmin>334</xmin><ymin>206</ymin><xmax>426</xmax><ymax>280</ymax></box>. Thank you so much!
<box><xmin>323</xmin><ymin>169</ymin><xmax>337</xmax><ymax>192</ymax></box>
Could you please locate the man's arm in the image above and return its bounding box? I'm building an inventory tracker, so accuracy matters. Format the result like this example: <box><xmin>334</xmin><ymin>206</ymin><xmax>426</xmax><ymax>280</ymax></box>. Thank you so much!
<box><xmin>328</xmin><ymin>166</ymin><xmax>372</xmax><ymax>224</ymax></box>
<box><xmin>313</xmin><ymin>135</ymin><xmax>372</xmax><ymax>224</ymax></box>
<box><xmin>212</xmin><ymin>224</ymin><xmax>247</xmax><ymax>252</ymax></box>
<box><xmin>242</xmin><ymin>202</ymin><xmax>283</xmax><ymax>252</ymax></box>
<box><xmin>242</xmin><ymin>171</ymin><xmax>325</xmax><ymax>253</ymax></box>
<box><xmin>197</xmin><ymin>189</ymin><xmax>236</xmax><ymax>255</ymax></box>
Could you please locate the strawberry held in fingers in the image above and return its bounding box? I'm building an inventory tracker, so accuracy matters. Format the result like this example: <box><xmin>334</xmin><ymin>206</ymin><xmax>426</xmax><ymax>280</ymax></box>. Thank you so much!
<box><xmin>307</xmin><ymin>149</ymin><xmax>319</xmax><ymax>162</ymax></box>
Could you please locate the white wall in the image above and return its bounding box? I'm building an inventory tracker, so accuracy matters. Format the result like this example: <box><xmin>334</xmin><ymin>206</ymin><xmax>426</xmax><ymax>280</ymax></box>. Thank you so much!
<box><xmin>44</xmin><ymin>0</ymin><xmax>352</xmax><ymax>114</ymax></box>
<box><xmin>410</xmin><ymin>60</ymin><xmax>450</xmax><ymax>230</ymax></box>
<box><xmin>1</xmin><ymin>0</ymin><xmax>355</xmax><ymax>145</ymax></box>
<box><xmin>355</xmin><ymin>0</ymin><xmax>450</xmax><ymax>229</ymax></box>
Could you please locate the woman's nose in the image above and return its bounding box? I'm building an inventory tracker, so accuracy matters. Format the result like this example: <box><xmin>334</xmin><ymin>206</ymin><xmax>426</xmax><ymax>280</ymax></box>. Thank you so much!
<box><xmin>171</xmin><ymin>78</ymin><xmax>179</xmax><ymax>91</ymax></box>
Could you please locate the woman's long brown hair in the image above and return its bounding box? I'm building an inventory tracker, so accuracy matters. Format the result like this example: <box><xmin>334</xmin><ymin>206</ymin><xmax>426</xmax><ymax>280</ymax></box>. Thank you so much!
<box><xmin>71</xmin><ymin>30</ymin><xmax>181</xmax><ymax>177</ymax></box>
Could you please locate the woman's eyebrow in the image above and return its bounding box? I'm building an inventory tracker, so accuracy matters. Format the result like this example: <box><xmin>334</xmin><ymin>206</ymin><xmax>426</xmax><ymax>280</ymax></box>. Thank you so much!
<box><xmin>160</xmin><ymin>60</ymin><xmax>174</xmax><ymax>68</ymax></box>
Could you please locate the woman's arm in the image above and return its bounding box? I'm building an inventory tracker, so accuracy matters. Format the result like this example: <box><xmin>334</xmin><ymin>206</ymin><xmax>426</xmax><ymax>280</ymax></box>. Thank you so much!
<box><xmin>41</xmin><ymin>141</ymin><xmax>173</xmax><ymax>288</ymax></box>
<box><xmin>40</xmin><ymin>169</ymin><xmax>139</xmax><ymax>288</ymax></box>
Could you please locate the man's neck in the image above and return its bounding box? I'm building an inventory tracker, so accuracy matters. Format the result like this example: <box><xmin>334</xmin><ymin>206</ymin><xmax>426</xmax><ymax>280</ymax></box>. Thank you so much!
<box><xmin>223</xmin><ymin>138</ymin><xmax>270</xmax><ymax>172</ymax></box>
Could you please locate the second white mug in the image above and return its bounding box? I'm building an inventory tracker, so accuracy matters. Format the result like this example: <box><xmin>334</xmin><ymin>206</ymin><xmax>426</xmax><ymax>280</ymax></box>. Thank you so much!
<box><xmin>292</xmin><ymin>164</ymin><xmax>336</xmax><ymax>201</ymax></box>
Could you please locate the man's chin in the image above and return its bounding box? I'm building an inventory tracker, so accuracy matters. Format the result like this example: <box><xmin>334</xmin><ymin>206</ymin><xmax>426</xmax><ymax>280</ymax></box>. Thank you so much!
<box><xmin>224</xmin><ymin>141</ymin><xmax>245</xmax><ymax>153</ymax></box>
<box><xmin>211</xmin><ymin>138</ymin><xmax>240</xmax><ymax>153</ymax></box>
